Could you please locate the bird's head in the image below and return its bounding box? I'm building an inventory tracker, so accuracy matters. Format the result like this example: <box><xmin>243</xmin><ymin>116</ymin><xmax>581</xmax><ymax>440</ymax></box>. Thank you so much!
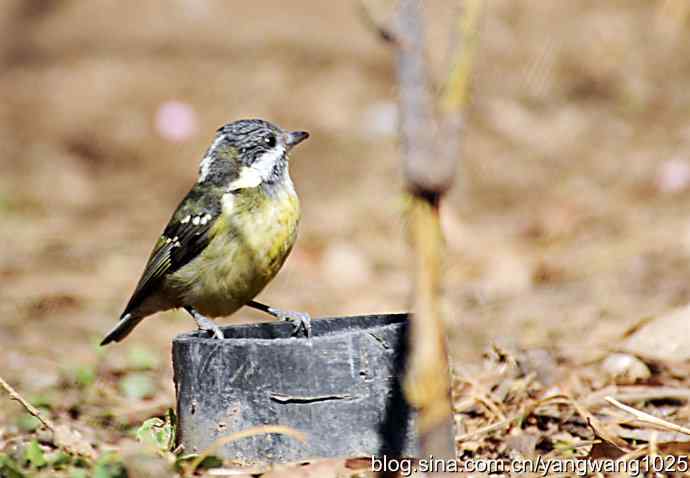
<box><xmin>197</xmin><ymin>119</ymin><xmax>309</xmax><ymax>190</ymax></box>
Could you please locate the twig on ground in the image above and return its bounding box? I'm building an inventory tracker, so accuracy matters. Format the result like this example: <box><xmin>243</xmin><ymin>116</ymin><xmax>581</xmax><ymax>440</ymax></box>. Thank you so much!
<box><xmin>571</xmin><ymin>397</ymin><xmax>630</xmax><ymax>450</ymax></box>
<box><xmin>0</xmin><ymin>374</ymin><xmax>96</xmax><ymax>458</ymax></box>
<box><xmin>609</xmin><ymin>424</ymin><xmax>690</xmax><ymax>443</ymax></box>
<box><xmin>459</xmin><ymin>374</ymin><xmax>506</xmax><ymax>420</ymax></box>
<box><xmin>605</xmin><ymin>396</ymin><xmax>690</xmax><ymax>437</ymax></box>
<box><xmin>584</xmin><ymin>386</ymin><xmax>690</xmax><ymax>407</ymax></box>
<box><xmin>472</xmin><ymin>393</ymin><xmax>506</xmax><ymax>421</ymax></box>
<box><xmin>455</xmin><ymin>415</ymin><xmax>516</xmax><ymax>442</ymax></box>
<box><xmin>456</xmin><ymin>395</ymin><xmax>564</xmax><ymax>443</ymax></box>
<box><xmin>0</xmin><ymin>375</ymin><xmax>55</xmax><ymax>431</ymax></box>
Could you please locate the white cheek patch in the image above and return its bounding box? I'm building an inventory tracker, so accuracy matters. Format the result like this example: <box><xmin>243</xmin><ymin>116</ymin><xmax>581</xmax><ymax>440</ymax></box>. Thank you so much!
<box><xmin>251</xmin><ymin>145</ymin><xmax>285</xmax><ymax>180</ymax></box>
<box><xmin>226</xmin><ymin>167</ymin><xmax>263</xmax><ymax>190</ymax></box>
<box><xmin>227</xmin><ymin>146</ymin><xmax>285</xmax><ymax>191</ymax></box>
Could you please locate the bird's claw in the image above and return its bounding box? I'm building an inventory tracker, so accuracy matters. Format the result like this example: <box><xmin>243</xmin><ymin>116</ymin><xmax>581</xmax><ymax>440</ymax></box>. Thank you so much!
<box><xmin>269</xmin><ymin>308</ymin><xmax>312</xmax><ymax>338</ymax></box>
<box><xmin>206</xmin><ymin>324</ymin><xmax>225</xmax><ymax>340</ymax></box>
<box><xmin>191</xmin><ymin>312</ymin><xmax>224</xmax><ymax>339</ymax></box>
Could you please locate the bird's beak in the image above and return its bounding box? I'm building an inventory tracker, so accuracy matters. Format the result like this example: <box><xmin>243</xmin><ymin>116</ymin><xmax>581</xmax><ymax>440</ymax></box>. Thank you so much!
<box><xmin>286</xmin><ymin>131</ymin><xmax>309</xmax><ymax>150</ymax></box>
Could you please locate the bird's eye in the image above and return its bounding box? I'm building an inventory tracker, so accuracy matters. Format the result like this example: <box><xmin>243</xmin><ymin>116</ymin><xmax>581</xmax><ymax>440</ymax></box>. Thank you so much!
<box><xmin>264</xmin><ymin>134</ymin><xmax>276</xmax><ymax>148</ymax></box>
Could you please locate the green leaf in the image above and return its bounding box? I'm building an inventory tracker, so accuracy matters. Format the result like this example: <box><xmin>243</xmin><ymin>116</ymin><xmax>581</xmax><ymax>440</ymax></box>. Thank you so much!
<box><xmin>45</xmin><ymin>450</ymin><xmax>72</xmax><ymax>468</ymax></box>
<box><xmin>60</xmin><ymin>363</ymin><xmax>97</xmax><ymax>388</ymax></box>
<box><xmin>75</xmin><ymin>366</ymin><xmax>96</xmax><ymax>387</ymax></box>
<box><xmin>0</xmin><ymin>453</ymin><xmax>25</xmax><ymax>478</ymax></box>
<box><xmin>93</xmin><ymin>453</ymin><xmax>127</xmax><ymax>478</ymax></box>
<box><xmin>175</xmin><ymin>453</ymin><xmax>223</xmax><ymax>471</ymax></box>
<box><xmin>25</xmin><ymin>439</ymin><xmax>47</xmax><ymax>468</ymax></box>
<box><xmin>29</xmin><ymin>393</ymin><xmax>55</xmax><ymax>409</ymax></box>
<box><xmin>69</xmin><ymin>469</ymin><xmax>88</xmax><ymax>478</ymax></box>
<box><xmin>136</xmin><ymin>417</ymin><xmax>174</xmax><ymax>453</ymax></box>
<box><xmin>126</xmin><ymin>346</ymin><xmax>160</xmax><ymax>370</ymax></box>
<box><xmin>196</xmin><ymin>454</ymin><xmax>223</xmax><ymax>469</ymax></box>
<box><xmin>118</xmin><ymin>372</ymin><xmax>155</xmax><ymax>399</ymax></box>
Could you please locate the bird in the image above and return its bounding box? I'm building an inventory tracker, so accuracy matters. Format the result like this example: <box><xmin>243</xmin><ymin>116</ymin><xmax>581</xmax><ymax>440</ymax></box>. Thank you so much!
<box><xmin>100</xmin><ymin>119</ymin><xmax>311</xmax><ymax>345</ymax></box>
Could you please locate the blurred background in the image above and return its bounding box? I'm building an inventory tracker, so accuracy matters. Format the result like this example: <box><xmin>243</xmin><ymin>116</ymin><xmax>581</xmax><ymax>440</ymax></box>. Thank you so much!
<box><xmin>2</xmin><ymin>0</ymin><xmax>690</xmax><ymax>449</ymax></box>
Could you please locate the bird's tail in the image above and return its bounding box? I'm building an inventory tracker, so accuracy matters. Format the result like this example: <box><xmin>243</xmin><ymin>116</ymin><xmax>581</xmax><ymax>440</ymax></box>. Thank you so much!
<box><xmin>100</xmin><ymin>313</ymin><xmax>144</xmax><ymax>346</ymax></box>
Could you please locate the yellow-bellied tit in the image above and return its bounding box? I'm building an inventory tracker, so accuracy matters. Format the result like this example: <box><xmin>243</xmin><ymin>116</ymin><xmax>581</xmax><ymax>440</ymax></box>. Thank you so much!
<box><xmin>100</xmin><ymin>119</ymin><xmax>311</xmax><ymax>345</ymax></box>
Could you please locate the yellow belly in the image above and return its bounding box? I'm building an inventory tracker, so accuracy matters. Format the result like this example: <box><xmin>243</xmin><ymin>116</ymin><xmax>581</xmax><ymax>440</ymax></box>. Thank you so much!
<box><xmin>168</xmin><ymin>185</ymin><xmax>300</xmax><ymax>317</ymax></box>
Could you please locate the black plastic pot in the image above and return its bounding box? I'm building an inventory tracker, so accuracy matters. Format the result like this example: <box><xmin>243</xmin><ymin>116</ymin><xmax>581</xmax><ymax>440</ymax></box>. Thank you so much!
<box><xmin>172</xmin><ymin>313</ymin><xmax>418</xmax><ymax>464</ymax></box>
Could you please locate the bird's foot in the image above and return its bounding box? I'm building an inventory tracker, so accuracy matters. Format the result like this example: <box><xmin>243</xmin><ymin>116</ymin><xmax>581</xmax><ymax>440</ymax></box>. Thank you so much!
<box><xmin>197</xmin><ymin>317</ymin><xmax>224</xmax><ymax>339</ymax></box>
<box><xmin>268</xmin><ymin>307</ymin><xmax>312</xmax><ymax>338</ymax></box>
<box><xmin>186</xmin><ymin>307</ymin><xmax>224</xmax><ymax>339</ymax></box>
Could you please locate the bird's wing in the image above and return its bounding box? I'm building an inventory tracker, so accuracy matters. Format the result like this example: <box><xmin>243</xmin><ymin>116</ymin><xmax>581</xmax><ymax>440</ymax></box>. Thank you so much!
<box><xmin>121</xmin><ymin>186</ymin><xmax>223</xmax><ymax>316</ymax></box>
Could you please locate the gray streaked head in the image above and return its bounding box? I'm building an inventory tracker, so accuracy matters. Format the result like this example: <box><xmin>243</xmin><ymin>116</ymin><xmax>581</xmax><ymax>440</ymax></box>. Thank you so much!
<box><xmin>198</xmin><ymin>119</ymin><xmax>309</xmax><ymax>189</ymax></box>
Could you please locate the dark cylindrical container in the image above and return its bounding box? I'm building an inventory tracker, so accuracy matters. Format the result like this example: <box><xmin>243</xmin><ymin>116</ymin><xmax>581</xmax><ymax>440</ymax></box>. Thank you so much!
<box><xmin>172</xmin><ymin>313</ymin><xmax>418</xmax><ymax>464</ymax></box>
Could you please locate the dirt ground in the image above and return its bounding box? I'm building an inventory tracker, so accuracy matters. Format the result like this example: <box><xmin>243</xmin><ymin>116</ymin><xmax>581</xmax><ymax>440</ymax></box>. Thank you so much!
<box><xmin>3</xmin><ymin>1</ymin><xmax>690</xmax><ymax>476</ymax></box>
